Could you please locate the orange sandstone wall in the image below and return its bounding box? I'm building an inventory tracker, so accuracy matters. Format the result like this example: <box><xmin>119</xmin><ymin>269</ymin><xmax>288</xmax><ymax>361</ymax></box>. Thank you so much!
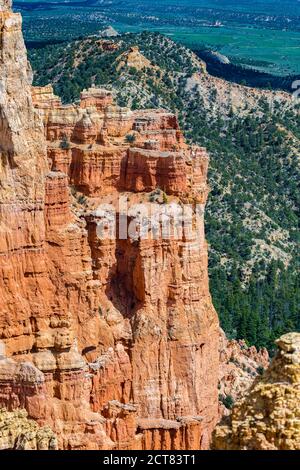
<box><xmin>0</xmin><ymin>1</ymin><xmax>219</xmax><ymax>450</ymax></box>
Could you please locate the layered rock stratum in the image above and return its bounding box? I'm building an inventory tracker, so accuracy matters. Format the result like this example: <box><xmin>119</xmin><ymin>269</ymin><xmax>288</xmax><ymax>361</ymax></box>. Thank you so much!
<box><xmin>0</xmin><ymin>1</ymin><xmax>219</xmax><ymax>450</ymax></box>
<box><xmin>213</xmin><ymin>333</ymin><xmax>300</xmax><ymax>450</ymax></box>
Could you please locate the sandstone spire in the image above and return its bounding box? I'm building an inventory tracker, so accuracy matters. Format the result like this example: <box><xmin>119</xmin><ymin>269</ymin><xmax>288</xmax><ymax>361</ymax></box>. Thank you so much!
<box><xmin>213</xmin><ymin>333</ymin><xmax>300</xmax><ymax>450</ymax></box>
<box><xmin>0</xmin><ymin>0</ymin><xmax>47</xmax><ymax>194</ymax></box>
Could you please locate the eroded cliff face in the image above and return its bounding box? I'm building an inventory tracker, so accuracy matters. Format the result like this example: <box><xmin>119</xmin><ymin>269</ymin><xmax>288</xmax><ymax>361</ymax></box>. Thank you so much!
<box><xmin>0</xmin><ymin>1</ymin><xmax>219</xmax><ymax>450</ymax></box>
<box><xmin>213</xmin><ymin>333</ymin><xmax>300</xmax><ymax>450</ymax></box>
<box><xmin>0</xmin><ymin>0</ymin><xmax>48</xmax><ymax>356</ymax></box>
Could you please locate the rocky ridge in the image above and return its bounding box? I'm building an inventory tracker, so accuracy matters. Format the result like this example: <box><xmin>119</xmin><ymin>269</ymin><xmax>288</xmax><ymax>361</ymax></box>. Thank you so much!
<box><xmin>0</xmin><ymin>1</ymin><xmax>219</xmax><ymax>450</ymax></box>
<box><xmin>218</xmin><ymin>330</ymin><xmax>269</xmax><ymax>416</ymax></box>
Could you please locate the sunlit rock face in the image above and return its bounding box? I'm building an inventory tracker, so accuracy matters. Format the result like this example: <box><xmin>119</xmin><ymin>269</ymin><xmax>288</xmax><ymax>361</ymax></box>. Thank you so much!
<box><xmin>0</xmin><ymin>1</ymin><xmax>219</xmax><ymax>450</ymax></box>
<box><xmin>213</xmin><ymin>333</ymin><xmax>300</xmax><ymax>450</ymax></box>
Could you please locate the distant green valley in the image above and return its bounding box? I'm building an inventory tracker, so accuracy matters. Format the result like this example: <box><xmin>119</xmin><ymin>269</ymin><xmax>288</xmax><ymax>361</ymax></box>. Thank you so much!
<box><xmin>16</xmin><ymin>0</ymin><xmax>300</xmax><ymax>79</ymax></box>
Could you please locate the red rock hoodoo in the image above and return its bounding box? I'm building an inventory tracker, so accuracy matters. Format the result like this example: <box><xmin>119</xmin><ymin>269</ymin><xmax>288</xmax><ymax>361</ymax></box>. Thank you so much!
<box><xmin>0</xmin><ymin>1</ymin><xmax>219</xmax><ymax>449</ymax></box>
